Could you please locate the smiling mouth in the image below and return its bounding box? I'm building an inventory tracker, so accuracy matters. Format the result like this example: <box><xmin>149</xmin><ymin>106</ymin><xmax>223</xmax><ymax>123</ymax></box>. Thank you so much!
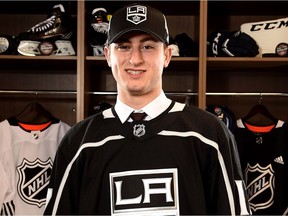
<box><xmin>126</xmin><ymin>70</ymin><xmax>144</xmax><ymax>75</ymax></box>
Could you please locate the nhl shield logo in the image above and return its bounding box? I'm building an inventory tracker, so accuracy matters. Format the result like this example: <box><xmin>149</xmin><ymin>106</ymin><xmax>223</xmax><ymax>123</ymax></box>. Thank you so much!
<box><xmin>133</xmin><ymin>124</ymin><xmax>146</xmax><ymax>137</ymax></box>
<box><xmin>245</xmin><ymin>163</ymin><xmax>275</xmax><ymax>212</ymax></box>
<box><xmin>17</xmin><ymin>158</ymin><xmax>53</xmax><ymax>207</ymax></box>
<box><xmin>127</xmin><ymin>5</ymin><xmax>147</xmax><ymax>25</ymax></box>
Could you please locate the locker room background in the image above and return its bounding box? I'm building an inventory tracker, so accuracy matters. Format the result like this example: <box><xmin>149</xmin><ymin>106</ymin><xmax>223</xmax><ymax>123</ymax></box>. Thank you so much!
<box><xmin>1</xmin><ymin>1</ymin><xmax>288</xmax><ymax>215</ymax></box>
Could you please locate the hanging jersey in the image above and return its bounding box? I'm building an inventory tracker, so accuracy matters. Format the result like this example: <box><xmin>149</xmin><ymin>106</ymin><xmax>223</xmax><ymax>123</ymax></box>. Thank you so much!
<box><xmin>0</xmin><ymin>122</ymin><xmax>16</xmax><ymax>216</ymax></box>
<box><xmin>235</xmin><ymin>119</ymin><xmax>288</xmax><ymax>215</ymax></box>
<box><xmin>206</xmin><ymin>104</ymin><xmax>237</xmax><ymax>134</ymax></box>
<box><xmin>0</xmin><ymin>118</ymin><xmax>70</xmax><ymax>215</ymax></box>
<box><xmin>44</xmin><ymin>101</ymin><xmax>250</xmax><ymax>215</ymax></box>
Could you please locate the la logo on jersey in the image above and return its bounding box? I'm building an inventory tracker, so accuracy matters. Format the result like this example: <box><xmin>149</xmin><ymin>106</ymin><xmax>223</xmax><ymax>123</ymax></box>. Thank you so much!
<box><xmin>245</xmin><ymin>163</ymin><xmax>275</xmax><ymax>212</ymax></box>
<box><xmin>17</xmin><ymin>158</ymin><xmax>53</xmax><ymax>207</ymax></box>
<box><xmin>127</xmin><ymin>5</ymin><xmax>147</xmax><ymax>25</ymax></box>
<box><xmin>110</xmin><ymin>168</ymin><xmax>179</xmax><ymax>215</ymax></box>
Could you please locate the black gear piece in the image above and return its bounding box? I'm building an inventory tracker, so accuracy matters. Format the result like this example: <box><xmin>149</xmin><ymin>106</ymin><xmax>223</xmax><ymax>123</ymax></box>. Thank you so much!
<box><xmin>223</xmin><ymin>31</ymin><xmax>259</xmax><ymax>57</ymax></box>
<box><xmin>207</xmin><ymin>31</ymin><xmax>259</xmax><ymax>57</ymax></box>
<box><xmin>174</xmin><ymin>33</ymin><xmax>198</xmax><ymax>57</ymax></box>
<box><xmin>207</xmin><ymin>31</ymin><xmax>234</xmax><ymax>57</ymax></box>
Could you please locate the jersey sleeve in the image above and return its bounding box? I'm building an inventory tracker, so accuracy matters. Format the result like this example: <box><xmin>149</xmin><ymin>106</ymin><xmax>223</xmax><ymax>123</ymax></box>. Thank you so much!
<box><xmin>227</xmin><ymin>129</ymin><xmax>251</xmax><ymax>215</ymax></box>
<box><xmin>203</xmin><ymin>125</ymin><xmax>250</xmax><ymax>215</ymax></box>
<box><xmin>0</xmin><ymin>121</ymin><xmax>16</xmax><ymax>215</ymax></box>
<box><xmin>44</xmin><ymin>119</ymin><xmax>90</xmax><ymax>215</ymax></box>
<box><xmin>44</xmin><ymin>132</ymin><xmax>74</xmax><ymax>214</ymax></box>
<box><xmin>194</xmin><ymin>107</ymin><xmax>251</xmax><ymax>215</ymax></box>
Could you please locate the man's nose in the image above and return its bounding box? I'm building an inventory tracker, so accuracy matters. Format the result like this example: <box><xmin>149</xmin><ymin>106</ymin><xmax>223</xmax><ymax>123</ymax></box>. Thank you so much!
<box><xmin>129</xmin><ymin>49</ymin><xmax>144</xmax><ymax>66</ymax></box>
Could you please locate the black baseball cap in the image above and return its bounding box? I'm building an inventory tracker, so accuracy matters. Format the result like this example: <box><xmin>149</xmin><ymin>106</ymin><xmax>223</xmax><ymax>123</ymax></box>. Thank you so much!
<box><xmin>106</xmin><ymin>3</ymin><xmax>169</xmax><ymax>45</ymax></box>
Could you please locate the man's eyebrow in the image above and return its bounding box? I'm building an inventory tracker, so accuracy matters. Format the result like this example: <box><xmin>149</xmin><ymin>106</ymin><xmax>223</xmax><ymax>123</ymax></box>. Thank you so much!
<box><xmin>140</xmin><ymin>36</ymin><xmax>159</xmax><ymax>43</ymax></box>
<box><xmin>115</xmin><ymin>36</ymin><xmax>159</xmax><ymax>44</ymax></box>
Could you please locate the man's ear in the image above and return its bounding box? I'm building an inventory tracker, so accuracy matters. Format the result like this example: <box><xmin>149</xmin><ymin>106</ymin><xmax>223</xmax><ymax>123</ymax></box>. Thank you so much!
<box><xmin>164</xmin><ymin>46</ymin><xmax>172</xmax><ymax>68</ymax></box>
<box><xmin>104</xmin><ymin>46</ymin><xmax>111</xmax><ymax>67</ymax></box>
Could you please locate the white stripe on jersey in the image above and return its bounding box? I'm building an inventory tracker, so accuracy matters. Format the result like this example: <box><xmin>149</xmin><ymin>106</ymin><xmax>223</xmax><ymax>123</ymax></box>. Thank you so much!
<box><xmin>51</xmin><ymin>135</ymin><xmax>125</xmax><ymax>216</ymax></box>
<box><xmin>158</xmin><ymin>130</ymin><xmax>236</xmax><ymax>216</ymax></box>
<box><xmin>168</xmin><ymin>102</ymin><xmax>185</xmax><ymax>113</ymax></box>
<box><xmin>235</xmin><ymin>180</ymin><xmax>251</xmax><ymax>215</ymax></box>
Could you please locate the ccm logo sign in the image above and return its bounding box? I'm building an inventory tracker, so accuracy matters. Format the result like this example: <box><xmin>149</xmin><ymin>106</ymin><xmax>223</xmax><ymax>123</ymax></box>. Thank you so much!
<box><xmin>110</xmin><ymin>168</ymin><xmax>179</xmax><ymax>215</ymax></box>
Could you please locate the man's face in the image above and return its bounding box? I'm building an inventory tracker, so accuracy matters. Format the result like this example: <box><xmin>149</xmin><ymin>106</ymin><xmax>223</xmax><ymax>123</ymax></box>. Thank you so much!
<box><xmin>104</xmin><ymin>32</ymin><xmax>172</xmax><ymax>100</ymax></box>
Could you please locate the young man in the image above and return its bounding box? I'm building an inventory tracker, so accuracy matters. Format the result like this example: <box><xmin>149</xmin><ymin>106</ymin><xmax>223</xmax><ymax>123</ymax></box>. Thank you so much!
<box><xmin>44</xmin><ymin>3</ymin><xmax>250</xmax><ymax>215</ymax></box>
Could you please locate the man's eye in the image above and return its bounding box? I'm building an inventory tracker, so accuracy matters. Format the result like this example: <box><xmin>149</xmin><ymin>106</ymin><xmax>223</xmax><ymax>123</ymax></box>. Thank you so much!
<box><xmin>117</xmin><ymin>45</ymin><xmax>130</xmax><ymax>50</ymax></box>
<box><xmin>142</xmin><ymin>45</ymin><xmax>153</xmax><ymax>50</ymax></box>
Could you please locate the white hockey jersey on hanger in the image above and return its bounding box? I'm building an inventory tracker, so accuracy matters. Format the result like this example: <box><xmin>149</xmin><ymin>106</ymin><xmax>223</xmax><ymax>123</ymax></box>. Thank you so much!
<box><xmin>0</xmin><ymin>118</ymin><xmax>70</xmax><ymax>215</ymax></box>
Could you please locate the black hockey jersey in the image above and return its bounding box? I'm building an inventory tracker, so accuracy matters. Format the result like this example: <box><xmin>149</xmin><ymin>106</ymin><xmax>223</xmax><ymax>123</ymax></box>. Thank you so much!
<box><xmin>0</xmin><ymin>118</ymin><xmax>70</xmax><ymax>215</ymax></box>
<box><xmin>235</xmin><ymin>119</ymin><xmax>288</xmax><ymax>215</ymax></box>
<box><xmin>44</xmin><ymin>101</ymin><xmax>250</xmax><ymax>215</ymax></box>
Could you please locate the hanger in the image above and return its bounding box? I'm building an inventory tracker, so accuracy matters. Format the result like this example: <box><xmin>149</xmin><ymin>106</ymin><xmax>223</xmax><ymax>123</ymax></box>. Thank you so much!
<box><xmin>14</xmin><ymin>102</ymin><xmax>55</xmax><ymax>124</ymax></box>
<box><xmin>242</xmin><ymin>93</ymin><xmax>277</xmax><ymax>126</ymax></box>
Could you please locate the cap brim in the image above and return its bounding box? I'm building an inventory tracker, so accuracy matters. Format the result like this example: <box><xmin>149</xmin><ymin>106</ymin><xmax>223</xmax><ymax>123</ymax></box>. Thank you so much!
<box><xmin>109</xmin><ymin>28</ymin><xmax>166</xmax><ymax>45</ymax></box>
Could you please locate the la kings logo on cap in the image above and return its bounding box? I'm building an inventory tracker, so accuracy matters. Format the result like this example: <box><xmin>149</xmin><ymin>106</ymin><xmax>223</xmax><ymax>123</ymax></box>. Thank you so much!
<box><xmin>127</xmin><ymin>5</ymin><xmax>147</xmax><ymax>25</ymax></box>
<box><xmin>17</xmin><ymin>158</ymin><xmax>53</xmax><ymax>207</ymax></box>
<box><xmin>110</xmin><ymin>168</ymin><xmax>179</xmax><ymax>215</ymax></box>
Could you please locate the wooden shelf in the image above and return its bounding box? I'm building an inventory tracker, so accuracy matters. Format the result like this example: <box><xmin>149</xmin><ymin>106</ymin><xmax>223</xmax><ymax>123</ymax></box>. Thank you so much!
<box><xmin>207</xmin><ymin>57</ymin><xmax>288</xmax><ymax>70</ymax></box>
